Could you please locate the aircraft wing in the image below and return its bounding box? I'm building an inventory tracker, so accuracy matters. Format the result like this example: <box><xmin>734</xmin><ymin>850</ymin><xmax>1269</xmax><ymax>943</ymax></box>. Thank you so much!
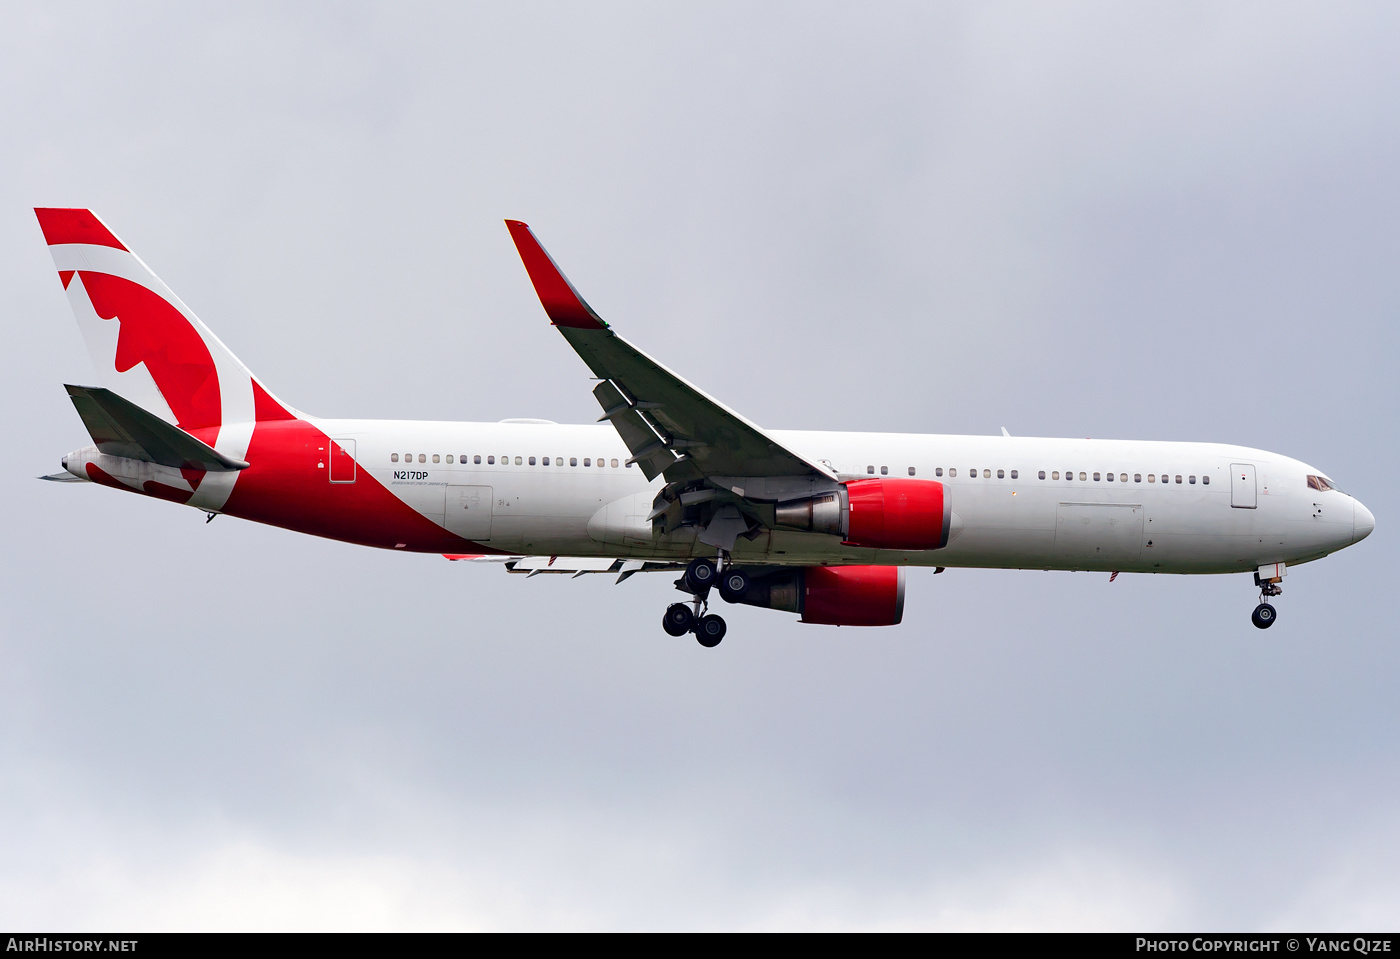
<box><xmin>505</xmin><ymin>221</ymin><xmax>836</xmax><ymax>487</ymax></box>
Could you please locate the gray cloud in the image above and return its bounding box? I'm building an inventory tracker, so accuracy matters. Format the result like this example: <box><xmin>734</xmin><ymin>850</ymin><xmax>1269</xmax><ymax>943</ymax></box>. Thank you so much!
<box><xmin>1</xmin><ymin>0</ymin><xmax>1396</xmax><ymax>929</ymax></box>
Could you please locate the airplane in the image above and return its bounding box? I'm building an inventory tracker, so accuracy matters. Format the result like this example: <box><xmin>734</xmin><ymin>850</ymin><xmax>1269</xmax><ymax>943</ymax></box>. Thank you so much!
<box><xmin>34</xmin><ymin>208</ymin><xmax>1375</xmax><ymax>647</ymax></box>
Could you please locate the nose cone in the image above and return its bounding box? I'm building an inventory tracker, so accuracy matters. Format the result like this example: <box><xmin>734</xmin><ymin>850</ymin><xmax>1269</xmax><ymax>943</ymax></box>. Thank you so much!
<box><xmin>1353</xmin><ymin>498</ymin><xmax>1375</xmax><ymax>544</ymax></box>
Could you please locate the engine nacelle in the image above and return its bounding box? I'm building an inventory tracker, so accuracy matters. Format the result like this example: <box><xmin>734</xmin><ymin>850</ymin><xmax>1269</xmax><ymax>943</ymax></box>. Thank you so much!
<box><xmin>733</xmin><ymin>565</ymin><xmax>906</xmax><ymax>626</ymax></box>
<box><xmin>844</xmin><ymin>478</ymin><xmax>950</xmax><ymax>551</ymax></box>
<box><xmin>773</xmin><ymin>478</ymin><xmax>950</xmax><ymax>551</ymax></box>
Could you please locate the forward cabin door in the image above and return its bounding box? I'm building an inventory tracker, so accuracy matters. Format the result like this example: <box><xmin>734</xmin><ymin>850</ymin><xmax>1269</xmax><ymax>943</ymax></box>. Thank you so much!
<box><xmin>1230</xmin><ymin>463</ymin><xmax>1256</xmax><ymax>509</ymax></box>
<box><xmin>445</xmin><ymin>485</ymin><xmax>493</xmax><ymax>541</ymax></box>
<box><xmin>329</xmin><ymin>438</ymin><xmax>356</xmax><ymax>483</ymax></box>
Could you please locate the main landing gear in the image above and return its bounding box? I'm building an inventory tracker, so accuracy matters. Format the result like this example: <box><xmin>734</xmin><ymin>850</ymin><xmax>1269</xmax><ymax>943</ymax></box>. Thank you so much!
<box><xmin>659</xmin><ymin>556</ymin><xmax>736</xmax><ymax>647</ymax></box>
<box><xmin>1251</xmin><ymin>572</ymin><xmax>1283</xmax><ymax>630</ymax></box>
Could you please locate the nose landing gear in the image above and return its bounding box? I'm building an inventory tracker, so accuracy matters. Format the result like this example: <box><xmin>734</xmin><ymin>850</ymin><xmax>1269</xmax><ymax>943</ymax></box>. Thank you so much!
<box><xmin>1251</xmin><ymin>602</ymin><xmax>1277</xmax><ymax>629</ymax></box>
<box><xmin>660</xmin><ymin>556</ymin><xmax>729</xmax><ymax>647</ymax></box>
<box><xmin>1251</xmin><ymin>571</ymin><xmax>1283</xmax><ymax>629</ymax></box>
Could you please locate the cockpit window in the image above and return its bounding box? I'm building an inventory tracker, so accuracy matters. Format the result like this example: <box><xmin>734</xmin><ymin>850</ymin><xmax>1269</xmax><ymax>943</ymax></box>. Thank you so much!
<box><xmin>1307</xmin><ymin>474</ymin><xmax>1339</xmax><ymax>492</ymax></box>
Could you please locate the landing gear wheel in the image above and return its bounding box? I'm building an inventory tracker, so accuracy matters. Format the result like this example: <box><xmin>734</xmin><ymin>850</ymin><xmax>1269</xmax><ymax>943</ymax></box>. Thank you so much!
<box><xmin>684</xmin><ymin>557</ymin><xmax>718</xmax><ymax>594</ymax></box>
<box><xmin>717</xmin><ymin>568</ymin><xmax>751</xmax><ymax>604</ymax></box>
<box><xmin>695</xmin><ymin>614</ymin><xmax>727</xmax><ymax>647</ymax></box>
<box><xmin>663</xmin><ymin>603</ymin><xmax>695</xmax><ymax>637</ymax></box>
<box><xmin>1251</xmin><ymin>603</ymin><xmax>1277</xmax><ymax>629</ymax></box>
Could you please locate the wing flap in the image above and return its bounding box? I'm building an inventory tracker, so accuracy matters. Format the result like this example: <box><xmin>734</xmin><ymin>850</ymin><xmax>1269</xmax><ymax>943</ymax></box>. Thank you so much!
<box><xmin>65</xmin><ymin>385</ymin><xmax>249</xmax><ymax>472</ymax></box>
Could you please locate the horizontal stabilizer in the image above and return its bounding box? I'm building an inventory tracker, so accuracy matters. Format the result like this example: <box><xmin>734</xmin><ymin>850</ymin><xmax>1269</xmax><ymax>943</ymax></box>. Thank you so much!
<box><xmin>38</xmin><ymin>471</ymin><xmax>85</xmax><ymax>483</ymax></box>
<box><xmin>65</xmin><ymin>385</ymin><xmax>249</xmax><ymax>472</ymax></box>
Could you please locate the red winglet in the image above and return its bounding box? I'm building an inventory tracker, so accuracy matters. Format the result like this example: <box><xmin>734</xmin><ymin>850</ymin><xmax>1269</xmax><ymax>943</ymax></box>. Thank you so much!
<box><xmin>34</xmin><ymin>208</ymin><xmax>127</xmax><ymax>250</ymax></box>
<box><xmin>504</xmin><ymin>220</ymin><xmax>608</xmax><ymax>330</ymax></box>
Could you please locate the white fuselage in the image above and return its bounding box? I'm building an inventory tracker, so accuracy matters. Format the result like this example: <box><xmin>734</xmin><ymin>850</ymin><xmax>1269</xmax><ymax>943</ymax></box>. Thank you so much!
<box><xmin>311</xmin><ymin>418</ymin><xmax>1369</xmax><ymax>574</ymax></box>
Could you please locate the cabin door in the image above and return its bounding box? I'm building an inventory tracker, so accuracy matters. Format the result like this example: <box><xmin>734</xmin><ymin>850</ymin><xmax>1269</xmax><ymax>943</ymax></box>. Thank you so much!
<box><xmin>1230</xmin><ymin>464</ymin><xmax>1256</xmax><ymax>509</ymax></box>
<box><xmin>329</xmin><ymin>438</ymin><xmax>356</xmax><ymax>483</ymax></box>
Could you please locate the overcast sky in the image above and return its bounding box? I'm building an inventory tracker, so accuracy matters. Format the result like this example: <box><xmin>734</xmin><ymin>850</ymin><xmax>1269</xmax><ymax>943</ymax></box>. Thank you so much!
<box><xmin>2</xmin><ymin>1</ymin><xmax>1397</xmax><ymax>931</ymax></box>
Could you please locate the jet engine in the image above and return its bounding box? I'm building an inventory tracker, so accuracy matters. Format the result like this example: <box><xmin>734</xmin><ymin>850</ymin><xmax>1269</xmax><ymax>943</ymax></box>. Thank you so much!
<box><xmin>732</xmin><ymin>565</ymin><xmax>906</xmax><ymax>626</ymax></box>
<box><xmin>773</xmin><ymin>478</ymin><xmax>950</xmax><ymax>551</ymax></box>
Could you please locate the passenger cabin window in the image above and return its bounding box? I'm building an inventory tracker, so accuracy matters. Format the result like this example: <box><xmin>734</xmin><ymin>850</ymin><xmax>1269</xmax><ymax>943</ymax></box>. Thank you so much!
<box><xmin>1148</xmin><ymin>474</ymin><xmax>1155</xmax><ymax>483</ymax></box>
<box><xmin>447</xmin><ymin>455</ymin><xmax>454</xmax><ymax>464</ymax></box>
<box><xmin>908</xmin><ymin>467</ymin><xmax>916</xmax><ymax>476</ymax></box>
<box><xmin>1078</xmin><ymin>472</ymin><xmax>1086</xmax><ymax>481</ymax></box>
<box><xmin>1175</xmin><ymin>475</ymin><xmax>1183</xmax><ymax>484</ymax></box>
<box><xmin>948</xmin><ymin>468</ymin><xmax>957</xmax><ymax>477</ymax></box>
<box><xmin>1106</xmin><ymin>472</ymin><xmax>1113</xmax><ymax>482</ymax></box>
<box><xmin>1202</xmin><ymin>475</ymin><xmax>1209</xmax><ymax>485</ymax></box>
<box><xmin>997</xmin><ymin>469</ymin><xmax>1005</xmax><ymax>479</ymax></box>
<box><xmin>1189</xmin><ymin>475</ymin><xmax>1196</xmax><ymax>484</ymax></box>
<box><xmin>529</xmin><ymin>456</ymin><xmax>536</xmax><ymax>465</ymax></box>
<box><xmin>936</xmin><ymin>468</ymin><xmax>943</xmax><ymax>476</ymax></box>
<box><xmin>1010</xmin><ymin>470</ymin><xmax>1018</xmax><ymax>479</ymax></box>
<box><xmin>391</xmin><ymin>453</ymin><xmax>399</xmax><ymax>463</ymax></box>
<box><xmin>1119</xmin><ymin>473</ymin><xmax>1127</xmax><ymax>483</ymax></box>
<box><xmin>880</xmin><ymin>466</ymin><xmax>889</xmax><ymax>475</ymax></box>
<box><xmin>571</xmin><ymin>457</ymin><xmax>578</xmax><ymax>466</ymax></box>
<box><xmin>867</xmin><ymin>465</ymin><xmax>875</xmax><ymax>474</ymax></box>
<box><xmin>583</xmin><ymin>458</ymin><xmax>591</xmax><ymax>467</ymax></box>
<box><xmin>418</xmin><ymin>454</ymin><xmax>426</xmax><ymax>464</ymax></box>
<box><xmin>1093</xmin><ymin>472</ymin><xmax>1101</xmax><ymax>481</ymax></box>
<box><xmin>432</xmin><ymin>454</ymin><xmax>440</xmax><ymax>464</ymax></box>
<box><xmin>1135</xmin><ymin>473</ymin><xmax>1142</xmax><ymax>483</ymax></box>
<box><xmin>611</xmin><ymin>459</ymin><xmax>619</xmax><ymax>468</ymax></box>
<box><xmin>1039</xmin><ymin>471</ymin><xmax>1046</xmax><ymax>480</ymax></box>
<box><xmin>1051</xmin><ymin>471</ymin><xmax>1059</xmax><ymax>480</ymax></box>
<box><xmin>514</xmin><ymin>456</ymin><xmax>522</xmax><ymax>465</ymax></box>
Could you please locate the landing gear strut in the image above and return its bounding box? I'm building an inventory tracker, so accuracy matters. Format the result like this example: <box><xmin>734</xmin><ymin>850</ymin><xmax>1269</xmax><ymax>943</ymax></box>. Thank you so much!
<box><xmin>660</xmin><ymin>556</ymin><xmax>728</xmax><ymax>647</ymax></box>
<box><xmin>1252</xmin><ymin>573</ymin><xmax>1282</xmax><ymax>630</ymax></box>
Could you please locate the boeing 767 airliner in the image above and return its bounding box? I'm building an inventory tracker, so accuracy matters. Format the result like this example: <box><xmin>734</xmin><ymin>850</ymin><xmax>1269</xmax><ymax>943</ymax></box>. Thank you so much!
<box><xmin>35</xmin><ymin>209</ymin><xmax>1374</xmax><ymax>646</ymax></box>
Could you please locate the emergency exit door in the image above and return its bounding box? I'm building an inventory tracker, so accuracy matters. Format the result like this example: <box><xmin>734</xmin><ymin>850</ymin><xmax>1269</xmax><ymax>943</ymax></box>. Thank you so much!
<box><xmin>445</xmin><ymin>485</ymin><xmax>493</xmax><ymax>540</ymax></box>
<box><xmin>1231</xmin><ymin>463</ymin><xmax>1256</xmax><ymax>509</ymax></box>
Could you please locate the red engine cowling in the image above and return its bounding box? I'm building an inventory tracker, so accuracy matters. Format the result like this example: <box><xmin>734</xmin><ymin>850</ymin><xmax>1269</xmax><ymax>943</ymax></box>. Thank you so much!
<box><xmin>843</xmin><ymin>478</ymin><xmax>950</xmax><ymax>551</ymax></box>
<box><xmin>800</xmin><ymin>565</ymin><xmax>906</xmax><ymax>626</ymax></box>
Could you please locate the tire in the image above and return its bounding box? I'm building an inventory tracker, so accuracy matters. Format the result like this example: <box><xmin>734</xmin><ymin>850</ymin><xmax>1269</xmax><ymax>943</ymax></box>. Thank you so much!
<box><xmin>695</xmin><ymin>613</ymin><xmax>727</xmax><ymax>647</ymax></box>
<box><xmin>663</xmin><ymin>603</ymin><xmax>695</xmax><ymax>637</ymax></box>
<box><xmin>684</xmin><ymin>558</ymin><xmax>717</xmax><ymax>594</ymax></box>
<box><xmin>1251</xmin><ymin>603</ymin><xmax>1277</xmax><ymax>629</ymax></box>
<box><xmin>717</xmin><ymin>568</ymin><xmax>751</xmax><ymax>604</ymax></box>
